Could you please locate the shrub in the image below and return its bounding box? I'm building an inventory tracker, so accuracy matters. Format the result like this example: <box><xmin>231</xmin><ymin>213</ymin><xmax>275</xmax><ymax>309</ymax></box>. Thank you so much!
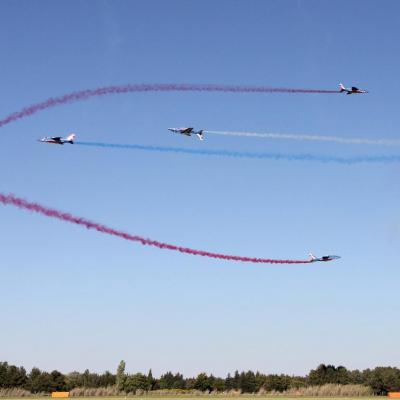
<box><xmin>268</xmin><ymin>383</ymin><xmax>373</xmax><ymax>397</ymax></box>
<box><xmin>69</xmin><ymin>386</ymin><xmax>119</xmax><ymax>397</ymax></box>
<box><xmin>0</xmin><ymin>388</ymin><xmax>35</xmax><ymax>397</ymax></box>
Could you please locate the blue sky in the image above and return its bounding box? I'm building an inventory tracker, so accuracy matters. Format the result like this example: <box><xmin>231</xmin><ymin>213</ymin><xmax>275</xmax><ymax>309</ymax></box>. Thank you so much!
<box><xmin>0</xmin><ymin>0</ymin><xmax>399</xmax><ymax>377</ymax></box>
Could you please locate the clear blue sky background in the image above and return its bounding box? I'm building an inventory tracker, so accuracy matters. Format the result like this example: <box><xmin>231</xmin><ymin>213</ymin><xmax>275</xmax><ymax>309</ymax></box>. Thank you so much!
<box><xmin>1</xmin><ymin>0</ymin><xmax>399</xmax><ymax>377</ymax></box>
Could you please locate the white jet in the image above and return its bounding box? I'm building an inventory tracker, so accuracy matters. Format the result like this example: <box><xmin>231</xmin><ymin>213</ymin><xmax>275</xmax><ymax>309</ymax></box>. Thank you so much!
<box><xmin>38</xmin><ymin>133</ymin><xmax>76</xmax><ymax>145</ymax></box>
<box><xmin>339</xmin><ymin>83</ymin><xmax>368</xmax><ymax>95</ymax></box>
<box><xmin>168</xmin><ymin>127</ymin><xmax>204</xmax><ymax>140</ymax></box>
<box><xmin>309</xmin><ymin>253</ymin><xmax>341</xmax><ymax>262</ymax></box>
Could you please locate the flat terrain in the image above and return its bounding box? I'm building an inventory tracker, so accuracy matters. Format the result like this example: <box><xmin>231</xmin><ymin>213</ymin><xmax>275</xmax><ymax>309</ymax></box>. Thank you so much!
<box><xmin>0</xmin><ymin>397</ymin><xmax>379</xmax><ymax>400</ymax></box>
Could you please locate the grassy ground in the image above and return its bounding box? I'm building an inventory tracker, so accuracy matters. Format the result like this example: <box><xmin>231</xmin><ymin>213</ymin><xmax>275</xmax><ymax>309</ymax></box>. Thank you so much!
<box><xmin>0</xmin><ymin>397</ymin><xmax>380</xmax><ymax>400</ymax></box>
<box><xmin>65</xmin><ymin>397</ymin><xmax>378</xmax><ymax>400</ymax></box>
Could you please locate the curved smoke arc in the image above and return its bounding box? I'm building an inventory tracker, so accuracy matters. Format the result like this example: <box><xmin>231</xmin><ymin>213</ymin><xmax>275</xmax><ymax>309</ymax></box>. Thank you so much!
<box><xmin>0</xmin><ymin>83</ymin><xmax>339</xmax><ymax>128</ymax></box>
<box><xmin>0</xmin><ymin>193</ymin><xmax>312</xmax><ymax>265</ymax></box>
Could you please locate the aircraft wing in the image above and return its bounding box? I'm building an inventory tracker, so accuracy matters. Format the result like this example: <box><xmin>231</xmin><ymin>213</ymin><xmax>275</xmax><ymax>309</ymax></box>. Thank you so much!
<box><xmin>183</xmin><ymin>127</ymin><xmax>194</xmax><ymax>133</ymax></box>
<box><xmin>351</xmin><ymin>87</ymin><xmax>359</xmax><ymax>91</ymax></box>
<box><xmin>51</xmin><ymin>137</ymin><xmax>63</xmax><ymax>141</ymax></box>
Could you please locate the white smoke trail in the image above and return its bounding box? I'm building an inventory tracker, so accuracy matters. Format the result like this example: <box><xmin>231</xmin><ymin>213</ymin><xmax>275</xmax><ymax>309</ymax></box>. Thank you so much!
<box><xmin>205</xmin><ymin>131</ymin><xmax>400</xmax><ymax>146</ymax></box>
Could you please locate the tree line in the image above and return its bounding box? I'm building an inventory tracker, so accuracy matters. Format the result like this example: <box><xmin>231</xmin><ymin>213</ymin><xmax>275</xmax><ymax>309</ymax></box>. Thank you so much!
<box><xmin>1</xmin><ymin>361</ymin><xmax>400</xmax><ymax>395</ymax></box>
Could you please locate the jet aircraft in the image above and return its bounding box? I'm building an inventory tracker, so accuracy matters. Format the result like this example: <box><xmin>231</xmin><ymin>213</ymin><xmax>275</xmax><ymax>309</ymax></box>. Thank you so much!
<box><xmin>168</xmin><ymin>127</ymin><xmax>204</xmax><ymax>140</ymax></box>
<box><xmin>309</xmin><ymin>253</ymin><xmax>341</xmax><ymax>262</ymax></box>
<box><xmin>38</xmin><ymin>134</ymin><xmax>76</xmax><ymax>145</ymax></box>
<box><xmin>339</xmin><ymin>83</ymin><xmax>368</xmax><ymax>95</ymax></box>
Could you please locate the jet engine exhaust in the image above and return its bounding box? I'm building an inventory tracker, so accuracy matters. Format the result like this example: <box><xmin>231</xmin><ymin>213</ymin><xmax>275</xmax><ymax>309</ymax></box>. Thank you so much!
<box><xmin>0</xmin><ymin>192</ymin><xmax>312</xmax><ymax>265</ymax></box>
<box><xmin>205</xmin><ymin>130</ymin><xmax>400</xmax><ymax>147</ymax></box>
<box><xmin>75</xmin><ymin>141</ymin><xmax>400</xmax><ymax>165</ymax></box>
<box><xmin>0</xmin><ymin>84</ymin><xmax>339</xmax><ymax>128</ymax></box>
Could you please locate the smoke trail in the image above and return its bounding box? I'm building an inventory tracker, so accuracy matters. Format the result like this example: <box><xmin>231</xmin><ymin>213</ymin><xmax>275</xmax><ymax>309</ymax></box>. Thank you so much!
<box><xmin>0</xmin><ymin>84</ymin><xmax>339</xmax><ymax>128</ymax></box>
<box><xmin>0</xmin><ymin>193</ymin><xmax>311</xmax><ymax>264</ymax></box>
<box><xmin>205</xmin><ymin>130</ymin><xmax>400</xmax><ymax>147</ymax></box>
<box><xmin>75</xmin><ymin>141</ymin><xmax>400</xmax><ymax>165</ymax></box>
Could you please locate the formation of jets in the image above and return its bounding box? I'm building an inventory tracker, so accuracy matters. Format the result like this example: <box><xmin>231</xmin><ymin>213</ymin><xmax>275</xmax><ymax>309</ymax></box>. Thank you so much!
<box><xmin>39</xmin><ymin>133</ymin><xmax>76</xmax><ymax>145</ymax></box>
<box><xmin>37</xmin><ymin>83</ymin><xmax>367</xmax><ymax>147</ymax></box>
<box><xmin>168</xmin><ymin>127</ymin><xmax>204</xmax><ymax>140</ymax></box>
<box><xmin>309</xmin><ymin>253</ymin><xmax>341</xmax><ymax>263</ymax></box>
<box><xmin>35</xmin><ymin>81</ymin><xmax>370</xmax><ymax>262</ymax></box>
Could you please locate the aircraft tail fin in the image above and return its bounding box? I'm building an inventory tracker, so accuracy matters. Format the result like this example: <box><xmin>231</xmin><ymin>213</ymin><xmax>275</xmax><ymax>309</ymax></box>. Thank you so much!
<box><xmin>339</xmin><ymin>83</ymin><xmax>346</xmax><ymax>92</ymax></box>
<box><xmin>66</xmin><ymin>133</ymin><xmax>76</xmax><ymax>143</ymax></box>
<box><xmin>196</xmin><ymin>130</ymin><xmax>204</xmax><ymax>141</ymax></box>
<box><xmin>309</xmin><ymin>253</ymin><xmax>316</xmax><ymax>261</ymax></box>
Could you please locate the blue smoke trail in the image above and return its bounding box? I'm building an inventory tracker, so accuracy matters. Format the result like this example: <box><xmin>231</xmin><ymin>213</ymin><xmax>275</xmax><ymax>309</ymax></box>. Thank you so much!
<box><xmin>75</xmin><ymin>141</ymin><xmax>400</xmax><ymax>165</ymax></box>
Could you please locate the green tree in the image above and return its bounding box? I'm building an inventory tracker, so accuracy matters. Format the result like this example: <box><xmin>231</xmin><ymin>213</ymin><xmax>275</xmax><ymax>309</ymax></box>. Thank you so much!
<box><xmin>116</xmin><ymin>360</ymin><xmax>126</xmax><ymax>392</ymax></box>
<box><xmin>0</xmin><ymin>363</ymin><xmax>9</xmax><ymax>388</ymax></box>
<box><xmin>240</xmin><ymin>371</ymin><xmax>258</xmax><ymax>393</ymax></box>
<box><xmin>65</xmin><ymin>371</ymin><xmax>83</xmax><ymax>390</ymax></box>
<box><xmin>194</xmin><ymin>373</ymin><xmax>213</xmax><ymax>392</ymax></box>
<box><xmin>288</xmin><ymin>375</ymin><xmax>307</xmax><ymax>389</ymax></box>
<box><xmin>82</xmin><ymin>369</ymin><xmax>90</xmax><ymax>387</ymax></box>
<box><xmin>263</xmin><ymin>374</ymin><xmax>291</xmax><ymax>392</ymax></box>
<box><xmin>29</xmin><ymin>370</ymin><xmax>53</xmax><ymax>393</ymax></box>
<box><xmin>0</xmin><ymin>364</ymin><xmax>27</xmax><ymax>389</ymax></box>
<box><xmin>124</xmin><ymin>373</ymin><xmax>148</xmax><ymax>393</ymax></box>
<box><xmin>232</xmin><ymin>370</ymin><xmax>240</xmax><ymax>390</ymax></box>
<box><xmin>212</xmin><ymin>377</ymin><xmax>225</xmax><ymax>392</ymax></box>
<box><xmin>100</xmin><ymin>371</ymin><xmax>116</xmax><ymax>387</ymax></box>
<box><xmin>158</xmin><ymin>372</ymin><xmax>174</xmax><ymax>389</ymax></box>
<box><xmin>147</xmin><ymin>369</ymin><xmax>155</xmax><ymax>390</ymax></box>
<box><xmin>348</xmin><ymin>369</ymin><xmax>364</xmax><ymax>385</ymax></box>
<box><xmin>159</xmin><ymin>372</ymin><xmax>185</xmax><ymax>390</ymax></box>
<box><xmin>28</xmin><ymin>368</ymin><xmax>52</xmax><ymax>393</ymax></box>
<box><xmin>50</xmin><ymin>370</ymin><xmax>67</xmax><ymax>391</ymax></box>
<box><xmin>366</xmin><ymin>367</ymin><xmax>400</xmax><ymax>395</ymax></box>
<box><xmin>308</xmin><ymin>364</ymin><xmax>350</xmax><ymax>386</ymax></box>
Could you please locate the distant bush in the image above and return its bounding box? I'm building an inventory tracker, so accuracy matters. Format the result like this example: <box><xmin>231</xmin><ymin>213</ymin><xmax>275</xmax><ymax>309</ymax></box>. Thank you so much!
<box><xmin>268</xmin><ymin>383</ymin><xmax>374</xmax><ymax>397</ymax></box>
<box><xmin>146</xmin><ymin>389</ymin><xmax>213</xmax><ymax>396</ymax></box>
<box><xmin>144</xmin><ymin>389</ymin><xmax>242</xmax><ymax>396</ymax></box>
<box><xmin>0</xmin><ymin>388</ymin><xmax>36</xmax><ymax>397</ymax></box>
<box><xmin>69</xmin><ymin>386</ymin><xmax>119</xmax><ymax>397</ymax></box>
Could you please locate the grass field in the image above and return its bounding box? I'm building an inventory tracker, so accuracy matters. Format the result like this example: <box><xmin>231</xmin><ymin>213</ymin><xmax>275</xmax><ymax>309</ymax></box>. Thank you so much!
<box><xmin>0</xmin><ymin>397</ymin><xmax>380</xmax><ymax>400</ymax></box>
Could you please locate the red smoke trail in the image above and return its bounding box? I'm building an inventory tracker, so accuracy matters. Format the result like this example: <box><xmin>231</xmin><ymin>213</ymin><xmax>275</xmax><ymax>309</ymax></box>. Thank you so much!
<box><xmin>0</xmin><ymin>193</ymin><xmax>311</xmax><ymax>264</ymax></box>
<box><xmin>0</xmin><ymin>83</ymin><xmax>339</xmax><ymax>128</ymax></box>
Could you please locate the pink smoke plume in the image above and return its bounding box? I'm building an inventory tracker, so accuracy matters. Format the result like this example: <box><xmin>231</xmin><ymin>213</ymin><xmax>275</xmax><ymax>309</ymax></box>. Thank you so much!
<box><xmin>0</xmin><ymin>193</ymin><xmax>311</xmax><ymax>264</ymax></box>
<box><xmin>0</xmin><ymin>83</ymin><xmax>339</xmax><ymax>128</ymax></box>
